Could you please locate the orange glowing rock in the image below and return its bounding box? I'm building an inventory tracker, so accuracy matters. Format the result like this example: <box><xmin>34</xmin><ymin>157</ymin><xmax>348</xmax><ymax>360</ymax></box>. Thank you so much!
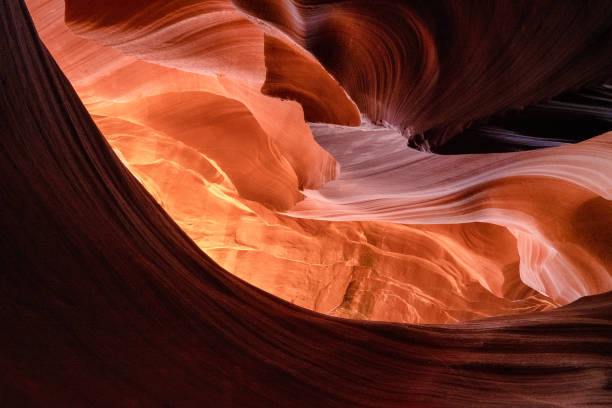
<box><xmin>25</xmin><ymin>0</ymin><xmax>612</xmax><ymax>325</ymax></box>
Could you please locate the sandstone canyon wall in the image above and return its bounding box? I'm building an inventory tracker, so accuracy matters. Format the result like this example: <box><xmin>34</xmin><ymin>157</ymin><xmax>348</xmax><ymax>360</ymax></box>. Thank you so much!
<box><xmin>2</xmin><ymin>0</ymin><xmax>612</xmax><ymax>406</ymax></box>
<box><xmin>22</xmin><ymin>0</ymin><xmax>612</xmax><ymax>325</ymax></box>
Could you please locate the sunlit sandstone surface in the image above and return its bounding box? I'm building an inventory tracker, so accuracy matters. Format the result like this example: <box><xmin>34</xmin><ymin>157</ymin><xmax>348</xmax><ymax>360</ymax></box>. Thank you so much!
<box><xmin>25</xmin><ymin>0</ymin><xmax>612</xmax><ymax>324</ymax></box>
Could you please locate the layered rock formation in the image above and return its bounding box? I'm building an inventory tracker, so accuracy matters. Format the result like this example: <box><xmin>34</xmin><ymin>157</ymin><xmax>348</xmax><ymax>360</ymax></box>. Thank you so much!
<box><xmin>2</xmin><ymin>1</ymin><xmax>611</xmax><ymax>405</ymax></box>
<box><xmin>292</xmin><ymin>123</ymin><xmax>612</xmax><ymax>305</ymax></box>
<box><xmin>234</xmin><ymin>0</ymin><xmax>612</xmax><ymax>149</ymax></box>
<box><xmin>22</xmin><ymin>0</ymin><xmax>612</xmax><ymax>326</ymax></box>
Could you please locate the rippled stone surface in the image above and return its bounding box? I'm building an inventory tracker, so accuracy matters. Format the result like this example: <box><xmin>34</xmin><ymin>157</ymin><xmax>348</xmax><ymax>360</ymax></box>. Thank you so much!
<box><xmin>24</xmin><ymin>0</ymin><xmax>612</xmax><ymax>324</ymax></box>
<box><xmin>2</xmin><ymin>0</ymin><xmax>612</xmax><ymax>406</ymax></box>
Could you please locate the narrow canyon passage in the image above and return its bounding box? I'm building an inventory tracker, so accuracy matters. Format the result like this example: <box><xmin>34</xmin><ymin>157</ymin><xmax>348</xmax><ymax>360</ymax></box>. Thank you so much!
<box><xmin>2</xmin><ymin>0</ymin><xmax>611</xmax><ymax>406</ymax></box>
<box><xmin>22</xmin><ymin>0</ymin><xmax>612</xmax><ymax>325</ymax></box>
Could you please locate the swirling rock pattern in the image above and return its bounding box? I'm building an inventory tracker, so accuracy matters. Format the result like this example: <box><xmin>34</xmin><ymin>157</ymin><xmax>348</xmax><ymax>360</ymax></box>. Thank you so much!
<box><xmin>236</xmin><ymin>0</ymin><xmax>612</xmax><ymax>149</ymax></box>
<box><xmin>63</xmin><ymin>0</ymin><xmax>361</xmax><ymax>126</ymax></box>
<box><xmin>2</xmin><ymin>2</ymin><xmax>611</xmax><ymax>405</ymax></box>
<box><xmin>21</xmin><ymin>0</ymin><xmax>568</xmax><ymax>325</ymax></box>
<box><xmin>22</xmin><ymin>0</ymin><xmax>612</xmax><ymax>327</ymax></box>
<box><xmin>292</xmin><ymin>123</ymin><xmax>612</xmax><ymax>305</ymax></box>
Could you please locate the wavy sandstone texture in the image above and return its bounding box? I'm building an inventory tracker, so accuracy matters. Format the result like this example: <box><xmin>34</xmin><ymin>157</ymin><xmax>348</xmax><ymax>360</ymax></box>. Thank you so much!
<box><xmin>2</xmin><ymin>1</ymin><xmax>612</xmax><ymax>406</ymax></box>
<box><xmin>235</xmin><ymin>0</ymin><xmax>612</xmax><ymax>148</ymax></box>
<box><xmin>21</xmin><ymin>0</ymin><xmax>612</xmax><ymax>327</ymax></box>
<box><xmin>291</xmin><ymin>124</ymin><xmax>612</xmax><ymax>306</ymax></box>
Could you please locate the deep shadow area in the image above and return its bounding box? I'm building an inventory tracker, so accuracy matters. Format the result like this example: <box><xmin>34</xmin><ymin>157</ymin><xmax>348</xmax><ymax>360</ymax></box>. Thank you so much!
<box><xmin>433</xmin><ymin>84</ymin><xmax>612</xmax><ymax>154</ymax></box>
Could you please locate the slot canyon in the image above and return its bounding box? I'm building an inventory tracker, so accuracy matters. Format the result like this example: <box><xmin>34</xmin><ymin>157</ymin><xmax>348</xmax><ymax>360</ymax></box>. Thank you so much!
<box><xmin>1</xmin><ymin>0</ymin><xmax>611</xmax><ymax>406</ymax></box>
